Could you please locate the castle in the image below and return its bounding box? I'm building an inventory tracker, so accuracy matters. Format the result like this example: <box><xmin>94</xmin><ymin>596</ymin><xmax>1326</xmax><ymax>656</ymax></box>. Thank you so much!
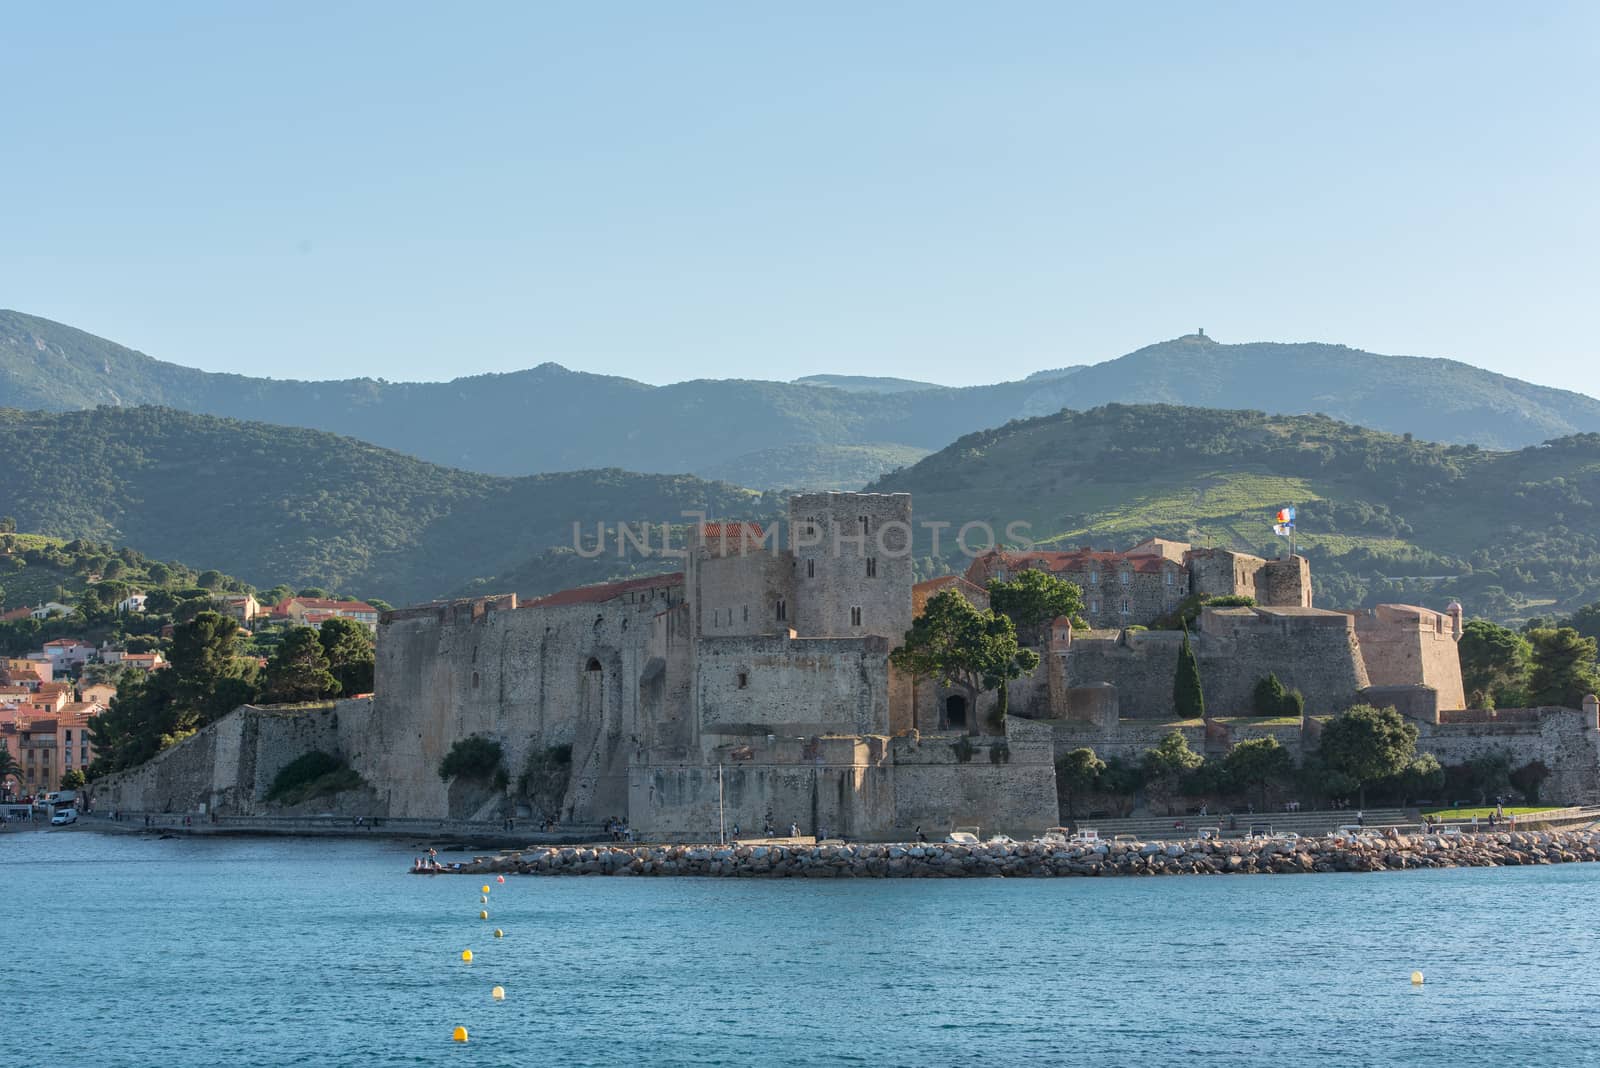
<box><xmin>96</xmin><ymin>491</ymin><xmax>1600</xmax><ymax>831</ymax></box>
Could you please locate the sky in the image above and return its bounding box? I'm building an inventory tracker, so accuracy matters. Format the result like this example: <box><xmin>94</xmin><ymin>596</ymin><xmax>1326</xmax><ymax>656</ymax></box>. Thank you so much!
<box><xmin>3</xmin><ymin>2</ymin><xmax>1596</xmax><ymax>390</ymax></box>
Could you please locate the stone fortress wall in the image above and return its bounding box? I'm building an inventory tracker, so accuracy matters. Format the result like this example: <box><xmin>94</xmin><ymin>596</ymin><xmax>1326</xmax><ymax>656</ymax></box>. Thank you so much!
<box><xmin>93</xmin><ymin>495</ymin><xmax>1600</xmax><ymax>829</ymax></box>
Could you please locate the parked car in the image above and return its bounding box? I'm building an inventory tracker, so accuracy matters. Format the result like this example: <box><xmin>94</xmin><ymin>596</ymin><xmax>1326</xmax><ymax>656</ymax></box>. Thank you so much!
<box><xmin>1112</xmin><ymin>833</ymin><xmax>1139</xmax><ymax>844</ymax></box>
<box><xmin>944</xmin><ymin>831</ymin><xmax>980</xmax><ymax>845</ymax></box>
<box><xmin>50</xmin><ymin>808</ymin><xmax>78</xmax><ymax>826</ymax></box>
<box><xmin>987</xmin><ymin>834</ymin><xmax>1017</xmax><ymax>846</ymax></box>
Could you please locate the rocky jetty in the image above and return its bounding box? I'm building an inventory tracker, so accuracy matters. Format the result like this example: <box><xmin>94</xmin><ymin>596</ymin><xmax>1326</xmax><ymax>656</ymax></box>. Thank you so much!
<box><xmin>434</xmin><ymin>829</ymin><xmax>1600</xmax><ymax>879</ymax></box>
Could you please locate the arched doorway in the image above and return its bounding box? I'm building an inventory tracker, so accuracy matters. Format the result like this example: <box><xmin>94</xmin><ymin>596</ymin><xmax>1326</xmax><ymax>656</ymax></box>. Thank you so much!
<box><xmin>945</xmin><ymin>694</ymin><xmax>968</xmax><ymax>729</ymax></box>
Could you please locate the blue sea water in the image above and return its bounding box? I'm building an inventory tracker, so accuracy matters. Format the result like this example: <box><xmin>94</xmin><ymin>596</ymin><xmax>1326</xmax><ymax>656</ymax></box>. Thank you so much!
<box><xmin>8</xmin><ymin>829</ymin><xmax>1600</xmax><ymax>1067</ymax></box>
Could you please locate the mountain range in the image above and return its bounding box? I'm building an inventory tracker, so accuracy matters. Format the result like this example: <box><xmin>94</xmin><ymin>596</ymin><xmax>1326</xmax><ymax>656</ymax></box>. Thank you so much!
<box><xmin>3</xmin><ymin>402</ymin><xmax>1599</xmax><ymax>621</ymax></box>
<box><xmin>6</xmin><ymin>310</ymin><xmax>1599</xmax><ymax>490</ymax></box>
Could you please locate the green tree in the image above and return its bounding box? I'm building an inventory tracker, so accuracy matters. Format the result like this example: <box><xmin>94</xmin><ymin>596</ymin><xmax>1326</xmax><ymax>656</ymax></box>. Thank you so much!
<box><xmin>1097</xmin><ymin>756</ymin><xmax>1147</xmax><ymax>816</ymax></box>
<box><xmin>987</xmin><ymin>568</ymin><xmax>1086</xmax><ymax>639</ymax></box>
<box><xmin>262</xmin><ymin>627</ymin><xmax>340</xmax><ymax>703</ymax></box>
<box><xmin>1317</xmin><ymin>704</ymin><xmax>1418</xmax><ymax>808</ymax></box>
<box><xmin>1525</xmin><ymin>627</ymin><xmax>1600</xmax><ymax>708</ymax></box>
<box><xmin>0</xmin><ymin>746</ymin><xmax>22</xmax><ymax>795</ymax></box>
<box><xmin>0</xmin><ymin>516</ymin><xmax>14</xmax><ymax>533</ymax></box>
<box><xmin>170</xmin><ymin>611</ymin><xmax>260</xmax><ymax>726</ymax></box>
<box><xmin>1224</xmin><ymin>736</ymin><xmax>1293</xmax><ymax>811</ymax></box>
<box><xmin>1509</xmin><ymin>759</ymin><xmax>1551</xmax><ymax>804</ymax></box>
<box><xmin>197</xmin><ymin>569</ymin><xmax>225</xmax><ymax>590</ymax></box>
<box><xmin>1459</xmin><ymin>619</ymin><xmax>1532</xmax><ymax>709</ymax></box>
<box><xmin>1560</xmin><ymin>601</ymin><xmax>1600</xmax><ymax>644</ymax></box>
<box><xmin>1250</xmin><ymin>673</ymin><xmax>1305</xmax><ymax>718</ymax></box>
<box><xmin>890</xmin><ymin>590</ymin><xmax>1039</xmax><ymax>732</ymax></box>
<box><xmin>1055</xmin><ymin>747</ymin><xmax>1105</xmax><ymax>828</ymax></box>
<box><xmin>1173</xmin><ymin>630</ymin><xmax>1205</xmax><ymax>721</ymax></box>
<box><xmin>59</xmin><ymin>768</ymin><xmax>87</xmax><ymax>791</ymax></box>
<box><xmin>1392</xmin><ymin>753</ymin><xmax>1445</xmax><ymax>805</ymax></box>
<box><xmin>319</xmin><ymin>617</ymin><xmax>375</xmax><ymax>695</ymax></box>
<box><xmin>1142</xmin><ymin>731</ymin><xmax>1204</xmax><ymax>814</ymax></box>
<box><xmin>439</xmin><ymin>735</ymin><xmax>505</xmax><ymax>782</ymax></box>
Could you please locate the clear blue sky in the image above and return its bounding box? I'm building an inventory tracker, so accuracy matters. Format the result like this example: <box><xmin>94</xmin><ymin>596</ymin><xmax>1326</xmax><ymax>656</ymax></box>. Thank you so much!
<box><xmin>3</xmin><ymin>3</ymin><xmax>1596</xmax><ymax>389</ymax></box>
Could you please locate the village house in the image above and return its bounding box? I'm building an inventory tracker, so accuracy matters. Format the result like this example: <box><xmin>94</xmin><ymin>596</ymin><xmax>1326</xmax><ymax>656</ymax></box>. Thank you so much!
<box><xmin>272</xmin><ymin>596</ymin><xmax>379</xmax><ymax>629</ymax></box>
<box><xmin>42</xmin><ymin>638</ymin><xmax>96</xmax><ymax>673</ymax></box>
<box><xmin>213</xmin><ymin>592</ymin><xmax>261</xmax><ymax>624</ymax></box>
<box><xmin>115</xmin><ymin>592</ymin><xmax>148</xmax><ymax>614</ymax></box>
<box><xmin>30</xmin><ymin>602</ymin><xmax>72</xmax><ymax>620</ymax></box>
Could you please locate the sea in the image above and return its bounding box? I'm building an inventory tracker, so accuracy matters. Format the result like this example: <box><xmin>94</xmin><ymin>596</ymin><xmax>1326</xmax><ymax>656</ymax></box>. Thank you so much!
<box><xmin>8</xmin><ymin>828</ymin><xmax>1600</xmax><ymax>1067</ymax></box>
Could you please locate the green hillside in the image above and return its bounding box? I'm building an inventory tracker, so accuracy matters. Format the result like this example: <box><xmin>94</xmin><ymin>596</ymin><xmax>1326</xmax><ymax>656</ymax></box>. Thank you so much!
<box><xmin>0</xmin><ymin>407</ymin><xmax>779</xmax><ymax>605</ymax></box>
<box><xmin>7</xmin><ymin>311</ymin><xmax>1600</xmax><ymax>489</ymax></box>
<box><xmin>869</xmin><ymin>404</ymin><xmax>1600</xmax><ymax>622</ymax></box>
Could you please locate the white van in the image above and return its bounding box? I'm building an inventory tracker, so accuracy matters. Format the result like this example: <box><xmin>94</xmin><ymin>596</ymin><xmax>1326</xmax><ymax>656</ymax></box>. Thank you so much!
<box><xmin>51</xmin><ymin>807</ymin><xmax>78</xmax><ymax>826</ymax></box>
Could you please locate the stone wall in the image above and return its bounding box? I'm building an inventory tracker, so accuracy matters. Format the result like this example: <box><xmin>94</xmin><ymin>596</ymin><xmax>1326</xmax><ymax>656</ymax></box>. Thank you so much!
<box><xmin>95</xmin><ymin>702</ymin><xmax>346</xmax><ymax>815</ymax></box>
<box><xmin>365</xmin><ymin>591</ymin><xmax>667</xmax><ymax>822</ymax></box>
<box><xmin>695</xmin><ymin>634</ymin><xmax>891</xmax><ymax>738</ymax></box>
<box><xmin>1353</xmin><ymin>605</ymin><xmax>1466</xmax><ymax>712</ymax></box>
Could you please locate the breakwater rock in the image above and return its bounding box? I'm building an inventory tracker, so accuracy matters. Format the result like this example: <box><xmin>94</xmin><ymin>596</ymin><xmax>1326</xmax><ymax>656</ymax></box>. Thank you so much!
<box><xmin>436</xmin><ymin>830</ymin><xmax>1600</xmax><ymax>879</ymax></box>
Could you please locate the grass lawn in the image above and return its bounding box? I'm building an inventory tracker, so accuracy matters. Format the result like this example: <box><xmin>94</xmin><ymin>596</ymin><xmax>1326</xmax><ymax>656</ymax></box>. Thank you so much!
<box><xmin>1421</xmin><ymin>806</ymin><xmax>1560</xmax><ymax>820</ymax></box>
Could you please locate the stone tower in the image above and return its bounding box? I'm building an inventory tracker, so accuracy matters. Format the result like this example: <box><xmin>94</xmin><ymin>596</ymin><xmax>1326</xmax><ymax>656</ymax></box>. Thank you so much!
<box><xmin>789</xmin><ymin>492</ymin><xmax>914</xmax><ymax>642</ymax></box>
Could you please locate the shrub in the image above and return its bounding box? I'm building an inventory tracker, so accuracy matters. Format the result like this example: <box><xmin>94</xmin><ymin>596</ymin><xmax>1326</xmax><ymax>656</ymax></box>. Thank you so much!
<box><xmin>267</xmin><ymin>751</ymin><xmax>363</xmax><ymax>804</ymax></box>
<box><xmin>438</xmin><ymin>735</ymin><xmax>505</xmax><ymax>783</ymax></box>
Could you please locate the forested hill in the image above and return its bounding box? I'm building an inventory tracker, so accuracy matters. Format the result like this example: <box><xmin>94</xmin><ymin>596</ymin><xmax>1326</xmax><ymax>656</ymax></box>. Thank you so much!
<box><xmin>868</xmin><ymin>404</ymin><xmax>1600</xmax><ymax>622</ymax></box>
<box><xmin>6</xmin><ymin>311</ymin><xmax>1600</xmax><ymax>489</ymax></box>
<box><xmin>0</xmin><ymin>407</ymin><xmax>779</xmax><ymax>605</ymax></box>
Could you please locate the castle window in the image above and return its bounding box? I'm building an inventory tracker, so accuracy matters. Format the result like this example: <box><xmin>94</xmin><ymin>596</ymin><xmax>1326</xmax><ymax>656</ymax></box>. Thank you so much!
<box><xmin>1120</xmin><ymin>570</ymin><xmax>1131</xmax><ymax>586</ymax></box>
<box><xmin>806</xmin><ymin>559</ymin><xmax>815</xmax><ymax>579</ymax></box>
<box><xmin>859</xmin><ymin>515</ymin><xmax>869</xmax><ymax>531</ymax></box>
<box><xmin>1121</xmin><ymin>598</ymin><xmax>1130</xmax><ymax>615</ymax></box>
<box><xmin>738</xmin><ymin>672</ymin><xmax>748</xmax><ymax>689</ymax></box>
<box><xmin>804</xmin><ymin>515</ymin><xmax>818</xmax><ymax>537</ymax></box>
<box><xmin>851</xmin><ymin>606</ymin><xmax>862</xmax><ymax>627</ymax></box>
<box><xmin>776</xmin><ymin>599</ymin><xmax>787</xmax><ymax>622</ymax></box>
<box><xmin>1165</xmin><ymin>570</ymin><xmax>1174</xmax><ymax>586</ymax></box>
<box><xmin>1091</xmin><ymin>598</ymin><xmax>1101</xmax><ymax>614</ymax></box>
<box><xmin>742</xmin><ymin>605</ymin><xmax>749</xmax><ymax>622</ymax></box>
<box><xmin>1089</xmin><ymin>570</ymin><xmax>1100</xmax><ymax>586</ymax></box>
<box><xmin>866</xmin><ymin>557</ymin><xmax>877</xmax><ymax>578</ymax></box>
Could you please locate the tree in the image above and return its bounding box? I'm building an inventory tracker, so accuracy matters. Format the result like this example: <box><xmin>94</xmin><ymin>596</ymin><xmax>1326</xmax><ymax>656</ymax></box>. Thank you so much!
<box><xmin>1317</xmin><ymin>704</ymin><xmax>1418</xmax><ymax>807</ymax></box>
<box><xmin>1055</xmin><ymin>747</ymin><xmax>1105</xmax><ymax>828</ymax></box>
<box><xmin>1251</xmin><ymin>673</ymin><xmax>1304</xmax><ymax>718</ymax></box>
<box><xmin>1509</xmin><ymin>759</ymin><xmax>1551</xmax><ymax>804</ymax></box>
<box><xmin>890</xmin><ymin>590</ymin><xmax>1039</xmax><ymax>732</ymax></box>
<box><xmin>1525</xmin><ymin>627</ymin><xmax>1600</xmax><ymax>708</ymax></box>
<box><xmin>59</xmin><ymin>768</ymin><xmax>87</xmax><ymax>791</ymax></box>
<box><xmin>1173</xmin><ymin>630</ymin><xmax>1205</xmax><ymax>721</ymax></box>
<box><xmin>439</xmin><ymin>735</ymin><xmax>505</xmax><ymax>782</ymax></box>
<box><xmin>0</xmin><ymin>516</ymin><xmax>14</xmax><ymax>533</ymax></box>
<box><xmin>1224</xmin><ymin>737</ymin><xmax>1293</xmax><ymax>811</ymax></box>
<box><xmin>1142</xmin><ymin>731</ymin><xmax>1204</xmax><ymax>814</ymax></box>
<box><xmin>988</xmin><ymin>568</ymin><xmax>1085</xmax><ymax>640</ymax></box>
<box><xmin>0</xmin><ymin>747</ymin><xmax>21</xmax><ymax>797</ymax></box>
<box><xmin>319</xmin><ymin>618</ymin><xmax>375</xmax><ymax>695</ymax></box>
<box><xmin>1097</xmin><ymin>756</ymin><xmax>1147</xmax><ymax>816</ymax></box>
<box><xmin>1458</xmin><ymin>620</ymin><xmax>1531</xmax><ymax>709</ymax></box>
<box><xmin>1384</xmin><ymin>752</ymin><xmax>1444</xmax><ymax>806</ymax></box>
<box><xmin>263</xmin><ymin>627</ymin><xmax>340</xmax><ymax>703</ymax></box>
<box><xmin>197</xmin><ymin>569</ymin><xmax>225</xmax><ymax>590</ymax></box>
<box><xmin>170</xmin><ymin>611</ymin><xmax>260</xmax><ymax>726</ymax></box>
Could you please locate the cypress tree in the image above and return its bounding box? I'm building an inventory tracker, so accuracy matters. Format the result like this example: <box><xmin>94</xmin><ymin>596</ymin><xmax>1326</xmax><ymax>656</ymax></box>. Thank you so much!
<box><xmin>1174</xmin><ymin>628</ymin><xmax>1205</xmax><ymax>720</ymax></box>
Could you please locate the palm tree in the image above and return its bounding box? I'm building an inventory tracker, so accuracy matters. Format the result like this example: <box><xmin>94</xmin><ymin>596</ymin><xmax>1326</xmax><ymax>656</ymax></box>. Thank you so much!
<box><xmin>0</xmin><ymin>748</ymin><xmax>22</xmax><ymax>800</ymax></box>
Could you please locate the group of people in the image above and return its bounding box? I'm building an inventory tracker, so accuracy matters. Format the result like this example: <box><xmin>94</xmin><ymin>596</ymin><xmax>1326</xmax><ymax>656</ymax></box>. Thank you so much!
<box><xmin>604</xmin><ymin>817</ymin><xmax>632</xmax><ymax>842</ymax></box>
<box><xmin>411</xmin><ymin>847</ymin><xmax>459</xmax><ymax>872</ymax></box>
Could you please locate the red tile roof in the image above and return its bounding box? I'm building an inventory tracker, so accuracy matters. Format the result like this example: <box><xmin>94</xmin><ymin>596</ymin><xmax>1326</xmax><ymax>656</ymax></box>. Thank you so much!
<box><xmin>526</xmin><ymin>572</ymin><xmax>684</xmax><ymax>608</ymax></box>
<box><xmin>286</xmin><ymin>598</ymin><xmax>377</xmax><ymax>613</ymax></box>
<box><xmin>700</xmin><ymin>522</ymin><xmax>764</xmax><ymax>539</ymax></box>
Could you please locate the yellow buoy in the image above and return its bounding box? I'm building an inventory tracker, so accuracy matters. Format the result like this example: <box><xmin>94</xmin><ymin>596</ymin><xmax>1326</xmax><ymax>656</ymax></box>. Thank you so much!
<box><xmin>461</xmin><ymin>949</ymin><xmax>473</xmax><ymax>962</ymax></box>
<box><xmin>496</xmin><ymin>875</ymin><xmax>506</xmax><ymax>884</ymax></box>
<box><xmin>452</xmin><ymin>1026</ymin><xmax>469</xmax><ymax>1043</ymax></box>
<box><xmin>491</xmin><ymin>985</ymin><xmax>506</xmax><ymax>1001</ymax></box>
<box><xmin>479</xmin><ymin>910</ymin><xmax>489</xmax><ymax>920</ymax></box>
<box><xmin>1411</xmin><ymin>971</ymin><xmax>1424</xmax><ymax>985</ymax></box>
<box><xmin>481</xmin><ymin>885</ymin><xmax>491</xmax><ymax>894</ymax></box>
<box><xmin>493</xmin><ymin>928</ymin><xmax>504</xmax><ymax>938</ymax></box>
